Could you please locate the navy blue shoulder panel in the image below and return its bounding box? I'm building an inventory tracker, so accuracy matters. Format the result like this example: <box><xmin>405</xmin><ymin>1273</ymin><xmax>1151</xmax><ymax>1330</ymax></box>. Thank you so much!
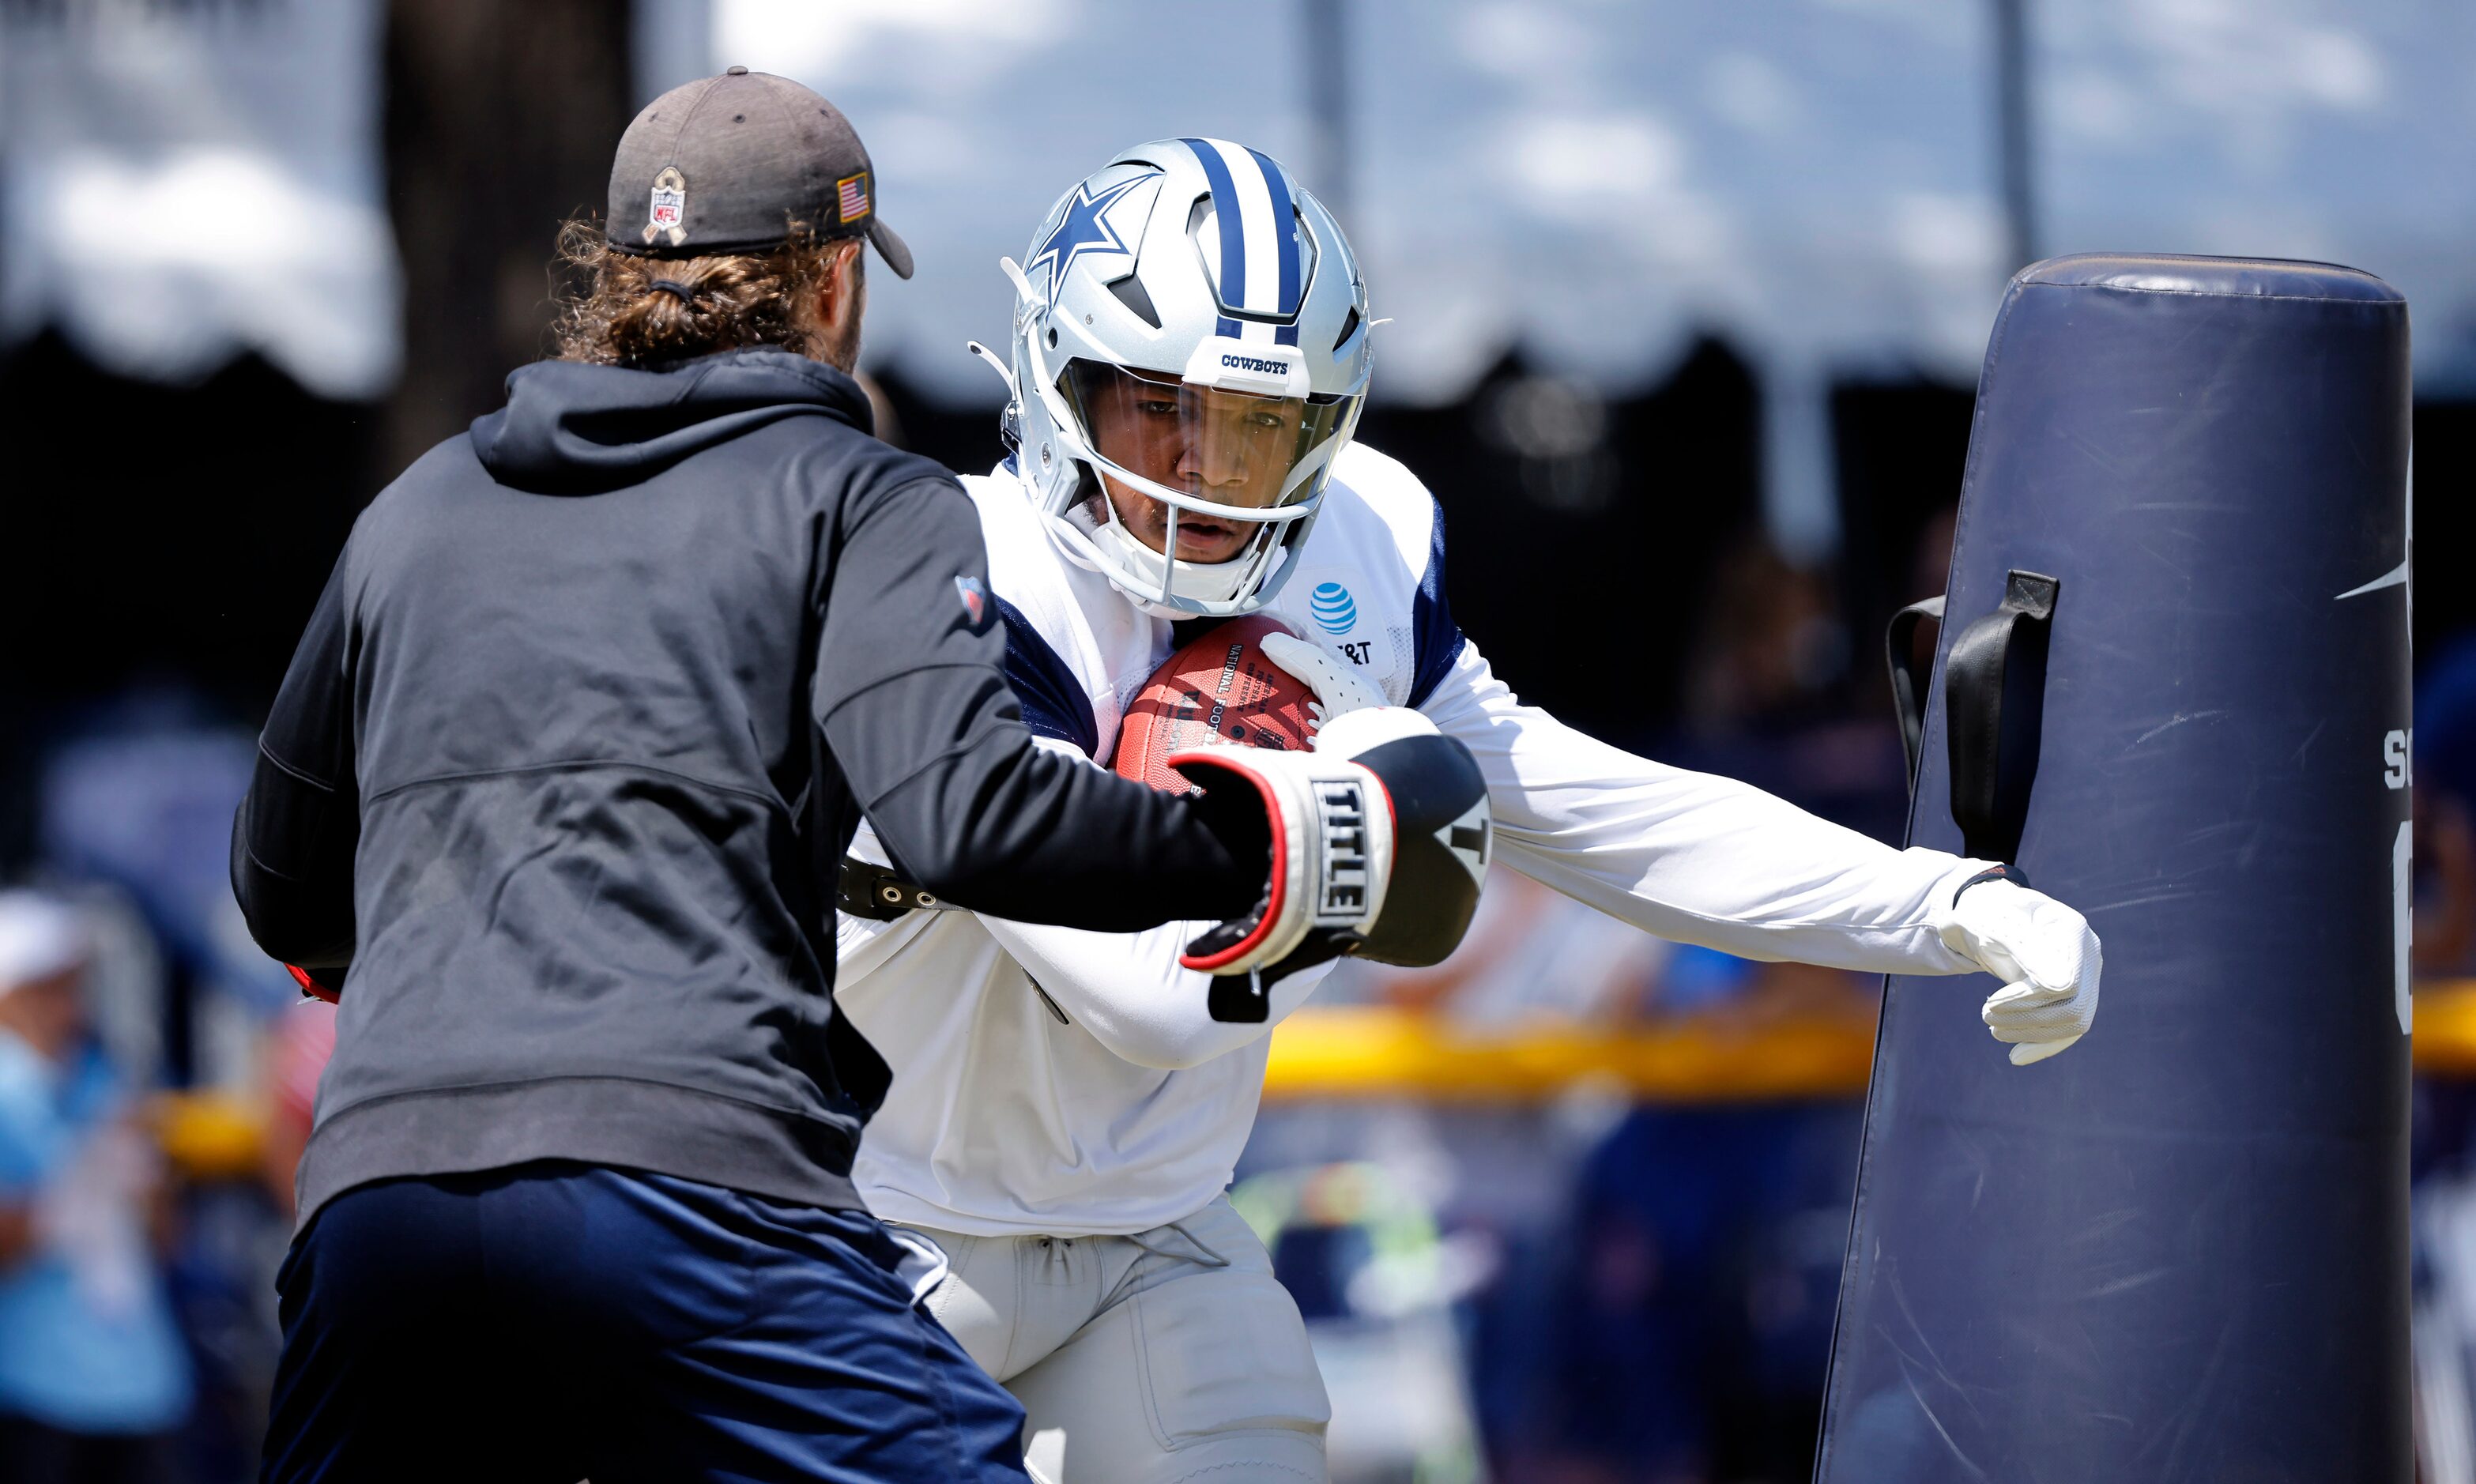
<box><xmin>1408</xmin><ymin>500</ymin><xmax>1468</xmax><ymax>707</ymax></box>
<box><xmin>994</xmin><ymin>595</ymin><xmax>1100</xmax><ymax>757</ymax></box>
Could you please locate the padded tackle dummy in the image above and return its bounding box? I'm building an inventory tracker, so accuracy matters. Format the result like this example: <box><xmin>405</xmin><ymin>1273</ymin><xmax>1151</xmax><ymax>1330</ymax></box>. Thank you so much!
<box><xmin>1816</xmin><ymin>254</ymin><xmax>2412</xmax><ymax>1482</ymax></box>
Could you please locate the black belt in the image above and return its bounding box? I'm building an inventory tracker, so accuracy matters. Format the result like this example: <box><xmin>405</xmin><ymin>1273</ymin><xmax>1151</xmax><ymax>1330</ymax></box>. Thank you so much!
<box><xmin>837</xmin><ymin>857</ymin><xmax>962</xmax><ymax>921</ymax></box>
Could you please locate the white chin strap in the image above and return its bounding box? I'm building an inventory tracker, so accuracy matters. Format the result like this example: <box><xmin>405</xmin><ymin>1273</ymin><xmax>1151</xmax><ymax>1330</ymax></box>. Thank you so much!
<box><xmin>1036</xmin><ymin>433</ymin><xmax>1324</xmax><ymax>616</ymax></box>
<box><xmin>1053</xmin><ymin>497</ymin><xmax>1268</xmax><ymax>614</ymax></box>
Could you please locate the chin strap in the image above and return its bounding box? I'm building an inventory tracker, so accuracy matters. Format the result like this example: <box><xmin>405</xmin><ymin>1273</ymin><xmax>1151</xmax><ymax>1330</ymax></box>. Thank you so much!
<box><xmin>965</xmin><ymin>338</ymin><xmax>1022</xmax><ymax>452</ymax></box>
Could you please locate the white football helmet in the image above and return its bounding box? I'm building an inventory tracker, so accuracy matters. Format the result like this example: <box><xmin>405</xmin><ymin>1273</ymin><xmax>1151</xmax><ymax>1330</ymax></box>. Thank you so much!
<box><xmin>980</xmin><ymin>138</ymin><xmax>1373</xmax><ymax>617</ymax></box>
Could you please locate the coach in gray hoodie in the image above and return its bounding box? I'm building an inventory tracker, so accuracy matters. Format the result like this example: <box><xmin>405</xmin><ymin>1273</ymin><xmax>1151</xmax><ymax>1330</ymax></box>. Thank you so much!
<box><xmin>233</xmin><ymin>72</ymin><xmax>1279</xmax><ymax>1484</ymax></box>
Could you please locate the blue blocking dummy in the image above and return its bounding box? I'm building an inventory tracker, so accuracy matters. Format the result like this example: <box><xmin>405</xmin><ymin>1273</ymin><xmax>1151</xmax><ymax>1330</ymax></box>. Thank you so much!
<box><xmin>1816</xmin><ymin>255</ymin><xmax>2412</xmax><ymax>1482</ymax></box>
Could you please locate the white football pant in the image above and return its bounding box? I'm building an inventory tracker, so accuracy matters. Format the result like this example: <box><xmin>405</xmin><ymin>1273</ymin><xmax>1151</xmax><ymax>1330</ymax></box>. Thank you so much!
<box><xmin>894</xmin><ymin>1196</ymin><xmax>1329</xmax><ymax>1483</ymax></box>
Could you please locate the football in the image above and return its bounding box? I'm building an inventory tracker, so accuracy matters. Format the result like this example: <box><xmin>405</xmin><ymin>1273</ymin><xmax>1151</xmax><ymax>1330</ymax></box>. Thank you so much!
<box><xmin>1114</xmin><ymin>615</ymin><xmax>1320</xmax><ymax>792</ymax></box>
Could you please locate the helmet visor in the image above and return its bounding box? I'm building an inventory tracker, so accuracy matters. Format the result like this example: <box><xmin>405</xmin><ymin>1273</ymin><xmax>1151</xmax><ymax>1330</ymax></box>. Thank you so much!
<box><xmin>1059</xmin><ymin>360</ymin><xmax>1352</xmax><ymax>513</ymax></box>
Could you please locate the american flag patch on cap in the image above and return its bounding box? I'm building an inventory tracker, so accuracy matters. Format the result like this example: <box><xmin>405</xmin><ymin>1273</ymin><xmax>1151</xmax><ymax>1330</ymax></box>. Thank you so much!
<box><xmin>837</xmin><ymin>172</ymin><xmax>870</xmax><ymax>223</ymax></box>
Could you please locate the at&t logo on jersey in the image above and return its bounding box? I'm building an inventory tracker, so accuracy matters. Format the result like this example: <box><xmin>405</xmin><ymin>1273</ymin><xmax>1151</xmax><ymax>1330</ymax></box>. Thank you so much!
<box><xmin>1309</xmin><ymin>582</ymin><xmax>1357</xmax><ymax>635</ymax></box>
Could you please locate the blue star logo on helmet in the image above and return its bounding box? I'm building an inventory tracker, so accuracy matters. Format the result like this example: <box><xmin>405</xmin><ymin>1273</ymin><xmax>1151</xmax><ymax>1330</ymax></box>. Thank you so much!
<box><xmin>1309</xmin><ymin>582</ymin><xmax>1357</xmax><ymax>635</ymax></box>
<box><xmin>1026</xmin><ymin>172</ymin><xmax>1156</xmax><ymax>309</ymax></box>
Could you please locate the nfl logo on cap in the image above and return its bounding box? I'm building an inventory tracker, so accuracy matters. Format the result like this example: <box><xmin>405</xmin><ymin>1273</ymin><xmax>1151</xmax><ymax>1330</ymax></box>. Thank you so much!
<box><xmin>646</xmin><ymin>165</ymin><xmax>687</xmax><ymax>247</ymax></box>
<box><xmin>608</xmin><ymin>70</ymin><xmax>912</xmax><ymax>277</ymax></box>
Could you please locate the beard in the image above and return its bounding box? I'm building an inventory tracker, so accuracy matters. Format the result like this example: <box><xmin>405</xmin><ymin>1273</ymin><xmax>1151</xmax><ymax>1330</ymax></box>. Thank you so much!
<box><xmin>813</xmin><ymin>251</ymin><xmax>865</xmax><ymax>373</ymax></box>
<box><xmin>820</xmin><ymin>315</ymin><xmax>862</xmax><ymax>375</ymax></box>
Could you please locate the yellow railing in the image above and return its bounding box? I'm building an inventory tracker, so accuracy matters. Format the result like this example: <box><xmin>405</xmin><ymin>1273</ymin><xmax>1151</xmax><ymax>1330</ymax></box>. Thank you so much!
<box><xmin>1261</xmin><ymin>980</ymin><xmax>2476</xmax><ymax>1102</ymax></box>
<box><xmin>138</xmin><ymin>982</ymin><xmax>2476</xmax><ymax>1175</ymax></box>
<box><xmin>1261</xmin><ymin>1005</ymin><xmax>1879</xmax><ymax>1102</ymax></box>
<box><xmin>148</xmin><ymin>1090</ymin><xmax>266</xmax><ymax>1180</ymax></box>
<box><xmin>2410</xmin><ymin>980</ymin><xmax>2476</xmax><ymax>1074</ymax></box>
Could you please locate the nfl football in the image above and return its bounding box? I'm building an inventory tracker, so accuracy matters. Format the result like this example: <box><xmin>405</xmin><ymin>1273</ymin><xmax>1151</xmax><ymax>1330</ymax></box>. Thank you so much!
<box><xmin>1114</xmin><ymin>615</ymin><xmax>1320</xmax><ymax>792</ymax></box>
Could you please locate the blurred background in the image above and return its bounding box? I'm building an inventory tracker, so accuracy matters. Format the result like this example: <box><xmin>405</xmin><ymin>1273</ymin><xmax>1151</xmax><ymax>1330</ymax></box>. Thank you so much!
<box><xmin>2</xmin><ymin>1</ymin><xmax>2474</xmax><ymax>1480</ymax></box>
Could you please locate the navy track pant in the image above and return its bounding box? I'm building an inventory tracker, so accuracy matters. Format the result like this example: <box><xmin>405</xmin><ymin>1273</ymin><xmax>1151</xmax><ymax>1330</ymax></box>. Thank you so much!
<box><xmin>261</xmin><ymin>1162</ymin><xmax>1029</xmax><ymax>1484</ymax></box>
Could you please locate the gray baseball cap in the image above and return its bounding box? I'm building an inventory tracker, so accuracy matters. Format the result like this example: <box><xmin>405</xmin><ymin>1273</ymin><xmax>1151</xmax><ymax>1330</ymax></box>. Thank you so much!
<box><xmin>607</xmin><ymin>66</ymin><xmax>914</xmax><ymax>277</ymax></box>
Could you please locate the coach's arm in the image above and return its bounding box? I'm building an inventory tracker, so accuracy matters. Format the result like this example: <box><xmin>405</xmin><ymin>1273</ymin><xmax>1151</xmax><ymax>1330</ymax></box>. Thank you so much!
<box><xmin>232</xmin><ymin>557</ymin><xmax>362</xmax><ymax>974</ymax></box>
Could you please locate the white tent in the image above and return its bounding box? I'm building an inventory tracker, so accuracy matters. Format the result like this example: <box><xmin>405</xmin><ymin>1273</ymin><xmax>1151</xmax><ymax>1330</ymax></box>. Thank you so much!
<box><xmin>7</xmin><ymin>0</ymin><xmax>2463</xmax><ymax>545</ymax></box>
<box><xmin>650</xmin><ymin>0</ymin><xmax>2474</xmax><ymax>401</ymax></box>
<box><xmin>641</xmin><ymin>0</ymin><xmax>2472</xmax><ymax>553</ymax></box>
<box><xmin>0</xmin><ymin>0</ymin><xmax>400</xmax><ymax>401</ymax></box>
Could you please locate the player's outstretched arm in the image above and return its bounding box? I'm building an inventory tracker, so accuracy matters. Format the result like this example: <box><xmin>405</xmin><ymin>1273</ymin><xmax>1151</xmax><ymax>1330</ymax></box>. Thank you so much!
<box><xmin>1396</xmin><ymin>638</ymin><xmax>2101</xmax><ymax>1062</ymax></box>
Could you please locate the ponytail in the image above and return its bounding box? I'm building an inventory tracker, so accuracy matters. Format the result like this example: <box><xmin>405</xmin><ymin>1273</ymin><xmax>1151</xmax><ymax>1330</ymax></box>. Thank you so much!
<box><xmin>550</xmin><ymin>218</ymin><xmax>856</xmax><ymax>367</ymax></box>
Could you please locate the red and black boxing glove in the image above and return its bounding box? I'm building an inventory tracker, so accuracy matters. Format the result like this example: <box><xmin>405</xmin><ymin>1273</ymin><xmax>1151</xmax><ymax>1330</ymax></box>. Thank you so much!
<box><xmin>1174</xmin><ymin>707</ymin><xmax>1491</xmax><ymax>1021</ymax></box>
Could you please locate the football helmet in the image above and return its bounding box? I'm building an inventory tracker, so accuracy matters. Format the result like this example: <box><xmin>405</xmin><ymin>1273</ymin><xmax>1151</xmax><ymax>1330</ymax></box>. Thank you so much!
<box><xmin>983</xmin><ymin>138</ymin><xmax>1373</xmax><ymax>617</ymax></box>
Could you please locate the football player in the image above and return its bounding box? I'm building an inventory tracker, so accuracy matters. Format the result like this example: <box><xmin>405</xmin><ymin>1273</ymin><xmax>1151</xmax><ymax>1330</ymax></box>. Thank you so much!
<box><xmin>832</xmin><ymin>138</ymin><xmax>2101</xmax><ymax>1482</ymax></box>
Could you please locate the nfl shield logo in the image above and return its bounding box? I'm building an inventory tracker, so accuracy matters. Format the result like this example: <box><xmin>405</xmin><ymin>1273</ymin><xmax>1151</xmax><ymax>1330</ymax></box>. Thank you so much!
<box><xmin>645</xmin><ymin>166</ymin><xmax>688</xmax><ymax>247</ymax></box>
<box><xmin>955</xmin><ymin>574</ymin><xmax>989</xmax><ymax>627</ymax></box>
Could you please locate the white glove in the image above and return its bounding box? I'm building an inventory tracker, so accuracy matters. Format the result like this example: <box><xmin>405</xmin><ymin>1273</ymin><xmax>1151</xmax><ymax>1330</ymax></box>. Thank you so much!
<box><xmin>1261</xmin><ymin>631</ymin><xmax>1389</xmax><ymax>732</ymax></box>
<box><xmin>1931</xmin><ymin>874</ymin><xmax>2102</xmax><ymax>1066</ymax></box>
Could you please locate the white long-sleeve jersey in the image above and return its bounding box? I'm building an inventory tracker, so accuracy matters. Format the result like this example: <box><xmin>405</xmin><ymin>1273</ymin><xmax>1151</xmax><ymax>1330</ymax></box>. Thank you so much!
<box><xmin>835</xmin><ymin>443</ymin><xmax>1989</xmax><ymax>1237</ymax></box>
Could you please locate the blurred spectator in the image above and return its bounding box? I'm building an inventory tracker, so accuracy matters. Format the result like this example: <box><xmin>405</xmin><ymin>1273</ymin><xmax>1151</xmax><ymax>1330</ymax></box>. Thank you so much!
<box><xmin>20</xmin><ymin>695</ymin><xmax>311</xmax><ymax>1483</ymax></box>
<box><xmin>0</xmin><ymin>891</ymin><xmax>194</xmax><ymax>1482</ymax></box>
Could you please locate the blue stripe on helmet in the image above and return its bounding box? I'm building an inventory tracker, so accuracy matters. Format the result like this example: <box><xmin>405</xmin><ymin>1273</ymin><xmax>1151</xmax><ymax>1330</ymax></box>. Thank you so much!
<box><xmin>1244</xmin><ymin>147</ymin><xmax>1302</xmax><ymax>317</ymax></box>
<box><xmin>1181</xmin><ymin>138</ymin><xmax>1247</xmax><ymax>326</ymax></box>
